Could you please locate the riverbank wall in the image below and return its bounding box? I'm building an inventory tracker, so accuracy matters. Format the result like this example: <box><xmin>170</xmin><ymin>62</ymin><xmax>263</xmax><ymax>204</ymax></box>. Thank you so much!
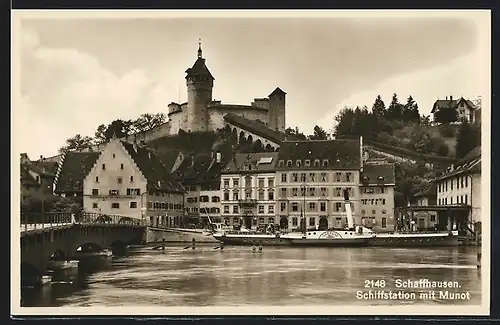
<box><xmin>145</xmin><ymin>227</ymin><xmax>219</xmax><ymax>244</ymax></box>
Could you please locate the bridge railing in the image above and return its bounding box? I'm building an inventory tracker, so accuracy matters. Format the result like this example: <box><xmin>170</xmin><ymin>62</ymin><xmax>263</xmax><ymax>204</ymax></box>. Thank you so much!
<box><xmin>20</xmin><ymin>212</ymin><xmax>147</xmax><ymax>232</ymax></box>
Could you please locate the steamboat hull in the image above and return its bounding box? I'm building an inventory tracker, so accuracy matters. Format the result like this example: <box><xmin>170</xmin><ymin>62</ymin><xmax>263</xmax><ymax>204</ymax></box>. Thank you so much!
<box><xmin>369</xmin><ymin>232</ymin><xmax>459</xmax><ymax>247</ymax></box>
<box><xmin>289</xmin><ymin>238</ymin><xmax>372</xmax><ymax>247</ymax></box>
<box><xmin>213</xmin><ymin>235</ymin><xmax>292</xmax><ymax>246</ymax></box>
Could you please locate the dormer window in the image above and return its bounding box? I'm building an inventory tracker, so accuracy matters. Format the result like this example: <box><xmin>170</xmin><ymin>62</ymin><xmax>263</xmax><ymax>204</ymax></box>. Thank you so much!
<box><xmin>296</xmin><ymin>160</ymin><xmax>302</xmax><ymax>168</ymax></box>
<box><xmin>377</xmin><ymin>176</ymin><xmax>384</xmax><ymax>181</ymax></box>
<box><xmin>322</xmin><ymin>159</ymin><xmax>329</xmax><ymax>167</ymax></box>
<box><xmin>287</xmin><ymin>160</ymin><xmax>292</xmax><ymax>167</ymax></box>
<box><xmin>314</xmin><ymin>159</ymin><xmax>320</xmax><ymax>167</ymax></box>
<box><xmin>278</xmin><ymin>160</ymin><xmax>285</xmax><ymax>167</ymax></box>
<box><xmin>305</xmin><ymin>160</ymin><xmax>311</xmax><ymax>167</ymax></box>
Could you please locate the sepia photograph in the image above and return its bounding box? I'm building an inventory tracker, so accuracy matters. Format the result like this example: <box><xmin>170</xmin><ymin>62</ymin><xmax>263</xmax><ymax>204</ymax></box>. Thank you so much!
<box><xmin>11</xmin><ymin>10</ymin><xmax>490</xmax><ymax>316</ymax></box>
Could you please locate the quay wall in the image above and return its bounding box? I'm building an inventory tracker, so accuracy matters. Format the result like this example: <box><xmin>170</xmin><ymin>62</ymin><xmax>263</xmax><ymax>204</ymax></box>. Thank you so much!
<box><xmin>146</xmin><ymin>227</ymin><xmax>219</xmax><ymax>243</ymax></box>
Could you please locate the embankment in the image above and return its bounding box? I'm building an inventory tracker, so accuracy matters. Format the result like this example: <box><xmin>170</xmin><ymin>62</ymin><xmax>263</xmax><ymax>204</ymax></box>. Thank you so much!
<box><xmin>146</xmin><ymin>227</ymin><xmax>219</xmax><ymax>243</ymax></box>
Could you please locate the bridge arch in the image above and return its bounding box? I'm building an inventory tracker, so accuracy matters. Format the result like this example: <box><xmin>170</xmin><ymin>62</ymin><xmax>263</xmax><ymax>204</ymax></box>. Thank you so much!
<box><xmin>21</xmin><ymin>262</ymin><xmax>41</xmax><ymax>287</ymax></box>
<box><xmin>50</xmin><ymin>249</ymin><xmax>68</xmax><ymax>260</ymax></box>
<box><xmin>110</xmin><ymin>240</ymin><xmax>128</xmax><ymax>256</ymax></box>
<box><xmin>75</xmin><ymin>242</ymin><xmax>104</xmax><ymax>254</ymax></box>
<box><xmin>118</xmin><ymin>217</ymin><xmax>134</xmax><ymax>224</ymax></box>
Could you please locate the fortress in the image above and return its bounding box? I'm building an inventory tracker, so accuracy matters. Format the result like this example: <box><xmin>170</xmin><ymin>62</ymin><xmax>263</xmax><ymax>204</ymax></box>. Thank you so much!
<box><xmin>129</xmin><ymin>42</ymin><xmax>287</xmax><ymax>143</ymax></box>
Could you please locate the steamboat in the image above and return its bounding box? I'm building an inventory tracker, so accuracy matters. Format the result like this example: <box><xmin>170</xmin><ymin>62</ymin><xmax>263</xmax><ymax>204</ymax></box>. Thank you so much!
<box><xmin>211</xmin><ymin>190</ymin><xmax>375</xmax><ymax>247</ymax></box>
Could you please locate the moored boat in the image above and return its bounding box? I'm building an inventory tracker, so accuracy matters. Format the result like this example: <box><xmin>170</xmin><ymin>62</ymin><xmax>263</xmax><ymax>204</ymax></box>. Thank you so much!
<box><xmin>369</xmin><ymin>230</ymin><xmax>459</xmax><ymax>247</ymax></box>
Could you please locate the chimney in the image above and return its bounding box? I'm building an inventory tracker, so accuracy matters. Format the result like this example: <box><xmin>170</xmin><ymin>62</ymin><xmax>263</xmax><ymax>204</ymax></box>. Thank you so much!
<box><xmin>39</xmin><ymin>155</ymin><xmax>43</xmax><ymax>161</ymax></box>
<box><xmin>450</xmin><ymin>95</ymin><xmax>453</xmax><ymax>101</ymax></box>
<box><xmin>445</xmin><ymin>96</ymin><xmax>448</xmax><ymax>100</ymax></box>
<box><xmin>216</xmin><ymin>152</ymin><xmax>222</xmax><ymax>163</ymax></box>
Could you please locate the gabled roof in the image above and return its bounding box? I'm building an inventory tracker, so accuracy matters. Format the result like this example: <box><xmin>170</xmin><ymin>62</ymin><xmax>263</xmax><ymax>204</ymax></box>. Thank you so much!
<box><xmin>27</xmin><ymin>161</ymin><xmax>58</xmax><ymax>177</ymax></box>
<box><xmin>360</xmin><ymin>163</ymin><xmax>396</xmax><ymax>185</ymax></box>
<box><xmin>413</xmin><ymin>182</ymin><xmax>437</xmax><ymax>198</ymax></box>
<box><xmin>172</xmin><ymin>153</ymin><xmax>223</xmax><ymax>184</ymax></box>
<box><xmin>185</xmin><ymin>57</ymin><xmax>214</xmax><ymax>80</ymax></box>
<box><xmin>54</xmin><ymin>152</ymin><xmax>100</xmax><ymax>194</ymax></box>
<box><xmin>223</xmin><ymin>113</ymin><xmax>293</xmax><ymax>144</ymax></box>
<box><xmin>21</xmin><ymin>166</ymin><xmax>40</xmax><ymax>187</ymax></box>
<box><xmin>222</xmin><ymin>152</ymin><xmax>280</xmax><ymax>174</ymax></box>
<box><xmin>276</xmin><ymin>139</ymin><xmax>361</xmax><ymax>170</ymax></box>
<box><xmin>431</xmin><ymin>97</ymin><xmax>477</xmax><ymax>114</ymax></box>
<box><xmin>434</xmin><ymin>146</ymin><xmax>481</xmax><ymax>181</ymax></box>
<box><xmin>120</xmin><ymin>141</ymin><xmax>184</xmax><ymax>193</ymax></box>
<box><xmin>269</xmin><ymin>87</ymin><xmax>287</xmax><ymax>97</ymax></box>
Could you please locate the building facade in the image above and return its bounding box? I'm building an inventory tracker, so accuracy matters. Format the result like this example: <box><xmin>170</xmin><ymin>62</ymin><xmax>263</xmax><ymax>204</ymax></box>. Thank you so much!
<box><xmin>411</xmin><ymin>182</ymin><xmax>439</xmax><ymax>230</ymax></box>
<box><xmin>220</xmin><ymin>152</ymin><xmax>279</xmax><ymax>230</ymax></box>
<box><xmin>20</xmin><ymin>153</ymin><xmax>57</xmax><ymax>207</ymax></box>
<box><xmin>359</xmin><ymin>162</ymin><xmax>396</xmax><ymax>232</ymax></box>
<box><xmin>82</xmin><ymin>137</ymin><xmax>185</xmax><ymax>227</ymax></box>
<box><xmin>275</xmin><ymin>139</ymin><xmax>362</xmax><ymax>232</ymax></box>
<box><xmin>431</xmin><ymin>96</ymin><xmax>479</xmax><ymax>123</ymax></box>
<box><xmin>434</xmin><ymin>146</ymin><xmax>481</xmax><ymax>234</ymax></box>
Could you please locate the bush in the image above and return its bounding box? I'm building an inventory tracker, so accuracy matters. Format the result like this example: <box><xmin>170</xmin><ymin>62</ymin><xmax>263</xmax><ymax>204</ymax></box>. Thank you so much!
<box><xmin>438</xmin><ymin>124</ymin><xmax>456</xmax><ymax>137</ymax></box>
<box><xmin>436</xmin><ymin>143</ymin><xmax>450</xmax><ymax>157</ymax></box>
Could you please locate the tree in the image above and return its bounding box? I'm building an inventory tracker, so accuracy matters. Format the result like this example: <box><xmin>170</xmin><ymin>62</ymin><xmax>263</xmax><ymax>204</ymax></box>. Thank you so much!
<box><xmin>455</xmin><ymin>120</ymin><xmax>481</xmax><ymax>159</ymax></box>
<box><xmin>309</xmin><ymin>125</ymin><xmax>328</xmax><ymax>140</ymax></box>
<box><xmin>132</xmin><ymin>113</ymin><xmax>167</xmax><ymax>133</ymax></box>
<box><xmin>402</xmin><ymin>96</ymin><xmax>420</xmax><ymax>123</ymax></box>
<box><xmin>420</xmin><ymin>115</ymin><xmax>432</xmax><ymax>126</ymax></box>
<box><xmin>59</xmin><ymin>134</ymin><xmax>94</xmax><ymax>153</ymax></box>
<box><xmin>386</xmin><ymin>93</ymin><xmax>404</xmax><ymax>120</ymax></box>
<box><xmin>94</xmin><ymin>119</ymin><xmax>134</xmax><ymax>144</ymax></box>
<box><xmin>285</xmin><ymin>126</ymin><xmax>307</xmax><ymax>140</ymax></box>
<box><xmin>433</xmin><ymin>105</ymin><xmax>458</xmax><ymax>124</ymax></box>
<box><xmin>372</xmin><ymin>95</ymin><xmax>386</xmax><ymax>118</ymax></box>
<box><xmin>334</xmin><ymin>107</ymin><xmax>356</xmax><ymax>137</ymax></box>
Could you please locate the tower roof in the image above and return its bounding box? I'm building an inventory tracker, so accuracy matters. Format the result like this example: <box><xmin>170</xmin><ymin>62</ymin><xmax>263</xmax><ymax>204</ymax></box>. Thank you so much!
<box><xmin>269</xmin><ymin>87</ymin><xmax>286</xmax><ymax>97</ymax></box>
<box><xmin>185</xmin><ymin>41</ymin><xmax>214</xmax><ymax>80</ymax></box>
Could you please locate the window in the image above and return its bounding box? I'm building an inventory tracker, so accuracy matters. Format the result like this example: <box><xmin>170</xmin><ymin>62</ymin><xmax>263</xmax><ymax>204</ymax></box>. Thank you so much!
<box><xmin>233</xmin><ymin>179</ymin><xmax>239</xmax><ymax>187</ymax></box>
<box><xmin>336</xmin><ymin>172</ymin><xmax>341</xmax><ymax>182</ymax></box>
<box><xmin>258</xmin><ymin>205</ymin><xmax>265</xmax><ymax>214</ymax></box>
<box><xmin>109</xmin><ymin>189</ymin><xmax>119</xmax><ymax>195</ymax></box>
<box><xmin>450</xmin><ymin>197</ymin><xmax>453</xmax><ymax>204</ymax></box>
<box><xmin>112</xmin><ymin>153</ymin><xmax>115</xmax><ymax>158</ymax></box>
<box><xmin>300</xmin><ymin>173</ymin><xmax>306</xmax><ymax>182</ymax></box>
<box><xmin>451</xmin><ymin>179</ymin><xmax>454</xmax><ymax>190</ymax></box>
<box><xmin>335</xmin><ymin>188</ymin><xmax>342</xmax><ymax>196</ymax></box>
<box><xmin>223</xmin><ymin>179</ymin><xmax>230</xmax><ymax>188</ymax></box>
<box><xmin>292</xmin><ymin>173</ymin><xmax>298</xmax><ymax>182</ymax></box>
<box><xmin>268</xmin><ymin>191</ymin><xmax>274</xmax><ymax>200</ymax></box>
<box><xmin>382</xmin><ymin>209</ymin><xmax>386</xmax><ymax>214</ymax></box>
<box><xmin>300</xmin><ymin>187</ymin><xmax>306</xmax><ymax>196</ymax></box>
<box><xmin>246</xmin><ymin>191</ymin><xmax>251</xmax><ymax>199</ymax></box>
<box><xmin>268</xmin><ymin>217</ymin><xmax>274</xmax><ymax>224</ymax></box>
<box><xmin>281</xmin><ymin>173</ymin><xmax>287</xmax><ymax>183</ymax></box>
<box><xmin>268</xmin><ymin>205</ymin><xmax>274</xmax><ymax>214</ymax></box>
<box><xmin>320</xmin><ymin>173</ymin><xmax>328</xmax><ymax>182</ymax></box>
<box><xmin>346</xmin><ymin>172</ymin><xmax>352</xmax><ymax>182</ymax></box>
<box><xmin>380</xmin><ymin>187</ymin><xmax>385</xmax><ymax>194</ymax></box>
<box><xmin>278</xmin><ymin>160</ymin><xmax>284</xmax><ymax>167</ymax></box>
<box><xmin>372</xmin><ymin>210</ymin><xmax>376</xmax><ymax>215</ymax></box>
<box><xmin>292</xmin><ymin>217</ymin><xmax>298</xmax><ymax>226</ymax></box>
<box><xmin>92</xmin><ymin>189</ymin><xmax>99</xmax><ymax>196</ymax></box>
<box><xmin>320</xmin><ymin>202</ymin><xmax>326</xmax><ymax>212</ymax></box>
<box><xmin>320</xmin><ymin>187</ymin><xmax>328</xmax><ymax>197</ymax></box>
<box><xmin>322</xmin><ymin>160</ymin><xmax>329</xmax><ymax>167</ymax></box>
<box><xmin>382</xmin><ymin>199</ymin><xmax>386</xmax><ymax>205</ymax></box>
<box><xmin>259</xmin><ymin>217</ymin><xmax>265</xmax><ymax>224</ymax></box>
<box><xmin>92</xmin><ymin>203</ymin><xmax>98</xmax><ymax>208</ymax></box>
<box><xmin>233</xmin><ymin>191</ymin><xmax>239</xmax><ymax>200</ymax></box>
<box><xmin>430</xmin><ymin>215</ymin><xmax>436</xmax><ymax>222</ymax></box>
<box><xmin>268</xmin><ymin>178</ymin><xmax>274</xmax><ymax>188</ymax></box>
<box><xmin>335</xmin><ymin>202</ymin><xmax>342</xmax><ymax>212</ymax></box>
<box><xmin>381</xmin><ymin>217</ymin><xmax>387</xmax><ymax>228</ymax></box>
<box><xmin>280</xmin><ymin>202</ymin><xmax>287</xmax><ymax>212</ymax></box>
<box><xmin>200</xmin><ymin>196</ymin><xmax>209</xmax><ymax>202</ymax></box>
<box><xmin>308</xmin><ymin>202</ymin><xmax>316</xmax><ymax>211</ymax></box>
<box><xmin>281</xmin><ymin>188</ymin><xmax>287</xmax><ymax>198</ymax></box>
<box><xmin>465</xmin><ymin>176</ymin><xmax>468</xmax><ymax>187</ymax></box>
<box><xmin>118</xmin><ymin>177</ymin><xmax>123</xmax><ymax>184</ymax></box>
<box><xmin>223</xmin><ymin>192</ymin><xmax>230</xmax><ymax>201</ymax></box>
<box><xmin>305</xmin><ymin>160</ymin><xmax>311</xmax><ymax>167</ymax></box>
<box><xmin>148</xmin><ymin>201</ymin><xmax>153</xmax><ymax>209</ymax></box>
<box><xmin>212</xmin><ymin>196</ymin><xmax>220</xmax><ymax>202</ymax></box>
<box><xmin>111</xmin><ymin>202</ymin><xmax>120</xmax><ymax>209</ymax></box>
<box><xmin>292</xmin><ymin>202</ymin><xmax>298</xmax><ymax>212</ymax></box>
<box><xmin>308</xmin><ymin>187</ymin><xmax>316</xmax><ymax>197</ymax></box>
<box><xmin>233</xmin><ymin>205</ymin><xmax>239</xmax><ymax>214</ymax></box>
<box><xmin>258</xmin><ymin>178</ymin><xmax>265</xmax><ymax>188</ymax></box>
<box><xmin>287</xmin><ymin>160</ymin><xmax>292</xmax><ymax>167</ymax></box>
<box><xmin>465</xmin><ymin>195</ymin><xmax>468</xmax><ymax>204</ymax></box>
<box><xmin>120</xmin><ymin>163</ymin><xmax>124</xmax><ymax>170</ymax></box>
<box><xmin>460</xmin><ymin>176</ymin><xmax>464</xmax><ymax>188</ymax></box>
<box><xmin>292</xmin><ymin>188</ymin><xmax>298</xmax><ymax>196</ymax></box>
<box><xmin>309</xmin><ymin>173</ymin><xmax>316</xmax><ymax>182</ymax></box>
<box><xmin>130</xmin><ymin>176</ymin><xmax>134</xmax><ymax>182</ymax></box>
<box><xmin>95</xmin><ymin>176</ymin><xmax>99</xmax><ymax>183</ymax></box>
<box><xmin>224</xmin><ymin>206</ymin><xmax>230</xmax><ymax>214</ymax></box>
<box><xmin>296</xmin><ymin>160</ymin><xmax>302</xmax><ymax>167</ymax></box>
<box><xmin>309</xmin><ymin>217</ymin><xmax>316</xmax><ymax>226</ymax></box>
<box><xmin>102</xmin><ymin>164</ymin><xmax>106</xmax><ymax>170</ymax></box>
<box><xmin>130</xmin><ymin>202</ymin><xmax>137</xmax><ymax>208</ymax></box>
<box><xmin>126</xmin><ymin>188</ymin><xmax>140</xmax><ymax>195</ymax></box>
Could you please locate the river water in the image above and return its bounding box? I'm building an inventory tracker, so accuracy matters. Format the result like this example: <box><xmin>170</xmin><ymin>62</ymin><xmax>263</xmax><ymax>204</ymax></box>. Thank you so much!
<box><xmin>21</xmin><ymin>245</ymin><xmax>482</xmax><ymax>307</ymax></box>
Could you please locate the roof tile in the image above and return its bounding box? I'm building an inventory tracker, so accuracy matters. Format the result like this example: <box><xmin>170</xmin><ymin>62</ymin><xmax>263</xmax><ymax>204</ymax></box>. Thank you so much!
<box><xmin>54</xmin><ymin>152</ymin><xmax>100</xmax><ymax>194</ymax></box>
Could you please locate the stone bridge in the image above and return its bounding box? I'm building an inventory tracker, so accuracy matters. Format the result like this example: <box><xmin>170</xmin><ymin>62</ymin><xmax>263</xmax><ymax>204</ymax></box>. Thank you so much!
<box><xmin>20</xmin><ymin>213</ymin><xmax>146</xmax><ymax>279</ymax></box>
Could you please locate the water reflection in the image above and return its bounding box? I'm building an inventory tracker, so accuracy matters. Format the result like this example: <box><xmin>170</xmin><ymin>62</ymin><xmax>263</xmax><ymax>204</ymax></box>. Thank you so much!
<box><xmin>21</xmin><ymin>246</ymin><xmax>481</xmax><ymax>307</ymax></box>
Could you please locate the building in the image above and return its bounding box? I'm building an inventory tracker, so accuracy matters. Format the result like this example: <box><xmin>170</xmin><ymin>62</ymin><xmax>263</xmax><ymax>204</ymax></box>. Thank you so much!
<box><xmin>431</xmin><ymin>96</ymin><xmax>479</xmax><ymax>123</ymax></box>
<box><xmin>410</xmin><ymin>182</ymin><xmax>438</xmax><ymax>230</ymax></box>
<box><xmin>20</xmin><ymin>153</ymin><xmax>57</xmax><ymax>207</ymax></box>
<box><xmin>82</xmin><ymin>136</ymin><xmax>185</xmax><ymax>227</ymax></box>
<box><xmin>359</xmin><ymin>161</ymin><xmax>396</xmax><ymax>232</ymax></box>
<box><xmin>275</xmin><ymin>139</ymin><xmax>362</xmax><ymax>232</ymax></box>
<box><xmin>170</xmin><ymin>147</ymin><xmax>224</xmax><ymax>226</ymax></box>
<box><xmin>126</xmin><ymin>42</ymin><xmax>287</xmax><ymax>144</ymax></box>
<box><xmin>220</xmin><ymin>152</ymin><xmax>279</xmax><ymax>230</ymax></box>
<box><xmin>434</xmin><ymin>146</ymin><xmax>481</xmax><ymax>235</ymax></box>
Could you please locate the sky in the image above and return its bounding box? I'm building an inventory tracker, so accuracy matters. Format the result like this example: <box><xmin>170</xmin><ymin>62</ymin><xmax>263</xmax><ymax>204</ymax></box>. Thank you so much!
<box><xmin>13</xmin><ymin>11</ymin><xmax>489</xmax><ymax>159</ymax></box>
